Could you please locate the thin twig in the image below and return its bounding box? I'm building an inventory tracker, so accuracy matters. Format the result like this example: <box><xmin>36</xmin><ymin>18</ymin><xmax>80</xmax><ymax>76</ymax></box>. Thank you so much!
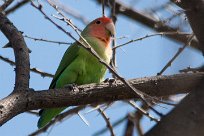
<box><xmin>24</xmin><ymin>34</ymin><xmax>72</xmax><ymax>45</ymax></box>
<box><xmin>160</xmin><ymin>11</ymin><xmax>184</xmax><ymax>25</ymax></box>
<box><xmin>134</xmin><ymin>103</ymin><xmax>150</xmax><ymax>136</ymax></box>
<box><xmin>0</xmin><ymin>55</ymin><xmax>54</xmax><ymax>78</ymax></box>
<box><xmin>180</xmin><ymin>66</ymin><xmax>204</xmax><ymax>73</ymax></box>
<box><xmin>0</xmin><ymin>0</ymin><xmax>14</xmax><ymax>11</ymax></box>
<box><xmin>135</xmin><ymin>113</ymin><xmax>144</xmax><ymax>136</ymax></box>
<box><xmin>98</xmin><ymin>108</ymin><xmax>115</xmax><ymax>136</ymax></box>
<box><xmin>45</xmin><ymin>0</ymin><xmax>89</xmax><ymax>25</ymax></box>
<box><xmin>30</xmin><ymin>67</ymin><xmax>54</xmax><ymax>78</ymax></box>
<box><xmin>124</xmin><ymin>113</ymin><xmax>135</xmax><ymax>136</ymax></box>
<box><xmin>102</xmin><ymin>0</ymin><xmax>105</xmax><ymax>17</ymax></box>
<box><xmin>116</xmin><ymin>36</ymin><xmax>128</xmax><ymax>40</ymax></box>
<box><xmin>26</xmin><ymin>111</ymin><xmax>39</xmax><ymax>116</ymax></box>
<box><xmin>5</xmin><ymin>0</ymin><xmax>30</xmax><ymax>15</ymax></box>
<box><xmin>157</xmin><ymin>34</ymin><xmax>194</xmax><ymax>75</ymax></box>
<box><xmin>77</xmin><ymin>112</ymin><xmax>90</xmax><ymax>126</ymax></box>
<box><xmin>29</xmin><ymin>106</ymin><xmax>85</xmax><ymax>136</ymax></box>
<box><xmin>150</xmin><ymin>1</ymin><xmax>172</xmax><ymax>14</ymax></box>
<box><xmin>110</xmin><ymin>0</ymin><xmax>117</xmax><ymax>77</ymax></box>
<box><xmin>94</xmin><ymin>114</ymin><xmax>127</xmax><ymax>136</ymax></box>
<box><xmin>128</xmin><ymin>100</ymin><xmax>159</xmax><ymax>122</ymax></box>
<box><xmin>114</xmin><ymin>32</ymin><xmax>191</xmax><ymax>50</ymax></box>
<box><xmin>0</xmin><ymin>55</ymin><xmax>15</xmax><ymax>65</ymax></box>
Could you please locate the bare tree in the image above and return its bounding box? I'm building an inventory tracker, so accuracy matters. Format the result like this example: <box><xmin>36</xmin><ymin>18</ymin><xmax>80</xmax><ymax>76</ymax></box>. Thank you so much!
<box><xmin>0</xmin><ymin>0</ymin><xmax>204</xmax><ymax>136</ymax></box>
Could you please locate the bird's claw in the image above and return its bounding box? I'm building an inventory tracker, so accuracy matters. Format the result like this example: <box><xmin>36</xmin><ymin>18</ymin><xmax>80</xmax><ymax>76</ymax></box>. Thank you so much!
<box><xmin>103</xmin><ymin>78</ymin><xmax>116</xmax><ymax>84</ymax></box>
<box><xmin>64</xmin><ymin>83</ymin><xmax>77</xmax><ymax>90</ymax></box>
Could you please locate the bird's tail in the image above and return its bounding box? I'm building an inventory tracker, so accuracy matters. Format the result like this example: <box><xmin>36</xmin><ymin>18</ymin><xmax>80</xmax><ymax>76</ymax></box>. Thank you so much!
<box><xmin>37</xmin><ymin>107</ymin><xmax>65</xmax><ymax>128</ymax></box>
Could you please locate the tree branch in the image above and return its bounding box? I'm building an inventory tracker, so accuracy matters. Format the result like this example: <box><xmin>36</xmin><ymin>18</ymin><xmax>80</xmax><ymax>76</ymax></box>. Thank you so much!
<box><xmin>0</xmin><ymin>55</ymin><xmax>53</xmax><ymax>78</ymax></box>
<box><xmin>5</xmin><ymin>0</ymin><xmax>30</xmax><ymax>15</ymax></box>
<box><xmin>145</xmin><ymin>78</ymin><xmax>204</xmax><ymax>136</ymax></box>
<box><xmin>0</xmin><ymin>0</ymin><xmax>14</xmax><ymax>11</ymax></box>
<box><xmin>98</xmin><ymin>108</ymin><xmax>115</xmax><ymax>136</ymax></box>
<box><xmin>110</xmin><ymin>0</ymin><xmax>117</xmax><ymax>75</ymax></box>
<box><xmin>0</xmin><ymin>12</ymin><xmax>30</xmax><ymax>91</ymax></box>
<box><xmin>123</xmin><ymin>113</ymin><xmax>135</xmax><ymax>136</ymax></box>
<box><xmin>0</xmin><ymin>73</ymin><xmax>203</xmax><ymax>126</ymax></box>
<box><xmin>24</xmin><ymin>34</ymin><xmax>72</xmax><ymax>46</ymax></box>
<box><xmin>157</xmin><ymin>34</ymin><xmax>194</xmax><ymax>75</ymax></box>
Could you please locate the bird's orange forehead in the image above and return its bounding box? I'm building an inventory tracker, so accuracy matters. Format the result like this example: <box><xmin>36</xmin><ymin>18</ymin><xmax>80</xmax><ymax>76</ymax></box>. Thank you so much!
<box><xmin>92</xmin><ymin>17</ymin><xmax>113</xmax><ymax>24</ymax></box>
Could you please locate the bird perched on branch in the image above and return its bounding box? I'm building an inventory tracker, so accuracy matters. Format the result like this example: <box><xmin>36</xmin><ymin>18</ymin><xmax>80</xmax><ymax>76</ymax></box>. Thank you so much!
<box><xmin>37</xmin><ymin>16</ymin><xmax>115</xmax><ymax>128</ymax></box>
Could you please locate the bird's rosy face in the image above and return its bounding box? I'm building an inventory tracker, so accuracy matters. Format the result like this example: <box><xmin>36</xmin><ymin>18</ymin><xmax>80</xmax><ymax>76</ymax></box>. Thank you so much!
<box><xmin>85</xmin><ymin>17</ymin><xmax>115</xmax><ymax>44</ymax></box>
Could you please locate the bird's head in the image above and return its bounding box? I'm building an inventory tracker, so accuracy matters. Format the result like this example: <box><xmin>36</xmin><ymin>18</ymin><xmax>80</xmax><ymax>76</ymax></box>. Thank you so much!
<box><xmin>82</xmin><ymin>17</ymin><xmax>115</xmax><ymax>45</ymax></box>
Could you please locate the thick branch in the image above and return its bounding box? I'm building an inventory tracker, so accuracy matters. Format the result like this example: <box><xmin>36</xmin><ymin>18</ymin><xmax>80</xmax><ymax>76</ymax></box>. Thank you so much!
<box><xmin>0</xmin><ymin>12</ymin><xmax>30</xmax><ymax>91</ymax></box>
<box><xmin>145</xmin><ymin>78</ymin><xmax>204</xmax><ymax>136</ymax></box>
<box><xmin>0</xmin><ymin>73</ymin><xmax>203</xmax><ymax>126</ymax></box>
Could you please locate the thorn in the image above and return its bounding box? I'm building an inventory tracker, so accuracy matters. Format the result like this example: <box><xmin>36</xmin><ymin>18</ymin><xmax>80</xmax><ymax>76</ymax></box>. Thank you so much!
<box><xmin>2</xmin><ymin>42</ymin><xmax>12</xmax><ymax>48</ymax></box>
<box><xmin>2</xmin><ymin>42</ymin><xmax>32</xmax><ymax>53</ymax></box>
<box><xmin>77</xmin><ymin>112</ymin><xmax>90</xmax><ymax>126</ymax></box>
<box><xmin>85</xmin><ymin>105</ymin><xmax>101</xmax><ymax>114</ymax></box>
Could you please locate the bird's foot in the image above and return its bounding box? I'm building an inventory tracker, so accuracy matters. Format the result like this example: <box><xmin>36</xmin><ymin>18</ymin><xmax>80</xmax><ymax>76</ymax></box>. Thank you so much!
<box><xmin>64</xmin><ymin>83</ymin><xmax>77</xmax><ymax>90</ymax></box>
<box><xmin>103</xmin><ymin>78</ymin><xmax>116</xmax><ymax>84</ymax></box>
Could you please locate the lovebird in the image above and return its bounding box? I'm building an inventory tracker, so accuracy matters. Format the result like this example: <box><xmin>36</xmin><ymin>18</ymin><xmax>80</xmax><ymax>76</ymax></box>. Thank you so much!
<box><xmin>37</xmin><ymin>17</ymin><xmax>115</xmax><ymax>128</ymax></box>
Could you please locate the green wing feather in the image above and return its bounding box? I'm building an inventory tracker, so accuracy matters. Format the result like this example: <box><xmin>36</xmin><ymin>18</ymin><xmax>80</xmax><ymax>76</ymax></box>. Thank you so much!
<box><xmin>49</xmin><ymin>42</ymin><xmax>80</xmax><ymax>89</ymax></box>
<box><xmin>38</xmin><ymin>42</ymin><xmax>80</xmax><ymax>128</ymax></box>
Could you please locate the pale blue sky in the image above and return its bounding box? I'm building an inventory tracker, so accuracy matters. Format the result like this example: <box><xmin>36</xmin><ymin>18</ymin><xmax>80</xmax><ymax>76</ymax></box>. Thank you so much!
<box><xmin>0</xmin><ymin>0</ymin><xmax>203</xmax><ymax>136</ymax></box>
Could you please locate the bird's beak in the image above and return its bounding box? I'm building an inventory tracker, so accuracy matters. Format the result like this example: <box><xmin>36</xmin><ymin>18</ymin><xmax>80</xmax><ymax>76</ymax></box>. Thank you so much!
<box><xmin>105</xmin><ymin>22</ymin><xmax>115</xmax><ymax>37</ymax></box>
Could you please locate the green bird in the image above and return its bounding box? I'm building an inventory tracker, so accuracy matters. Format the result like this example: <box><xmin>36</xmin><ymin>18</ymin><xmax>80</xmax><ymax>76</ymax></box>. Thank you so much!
<box><xmin>38</xmin><ymin>17</ymin><xmax>115</xmax><ymax>128</ymax></box>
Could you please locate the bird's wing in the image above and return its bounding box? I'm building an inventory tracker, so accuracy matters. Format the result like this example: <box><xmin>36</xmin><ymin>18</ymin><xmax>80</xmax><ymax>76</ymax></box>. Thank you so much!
<box><xmin>49</xmin><ymin>42</ymin><xmax>80</xmax><ymax>89</ymax></box>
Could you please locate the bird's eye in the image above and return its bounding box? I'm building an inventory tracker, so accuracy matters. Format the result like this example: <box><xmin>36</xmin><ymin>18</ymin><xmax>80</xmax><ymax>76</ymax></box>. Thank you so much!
<box><xmin>95</xmin><ymin>20</ymin><xmax>101</xmax><ymax>24</ymax></box>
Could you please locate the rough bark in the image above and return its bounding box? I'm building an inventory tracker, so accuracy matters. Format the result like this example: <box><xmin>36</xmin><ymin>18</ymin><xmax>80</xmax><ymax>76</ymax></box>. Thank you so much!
<box><xmin>0</xmin><ymin>12</ymin><xmax>30</xmax><ymax>91</ymax></box>
<box><xmin>145</xmin><ymin>79</ymin><xmax>204</xmax><ymax>136</ymax></box>
<box><xmin>0</xmin><ymin>73</ymin><xmax>203</xmax><ymax>126</ymax></box>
